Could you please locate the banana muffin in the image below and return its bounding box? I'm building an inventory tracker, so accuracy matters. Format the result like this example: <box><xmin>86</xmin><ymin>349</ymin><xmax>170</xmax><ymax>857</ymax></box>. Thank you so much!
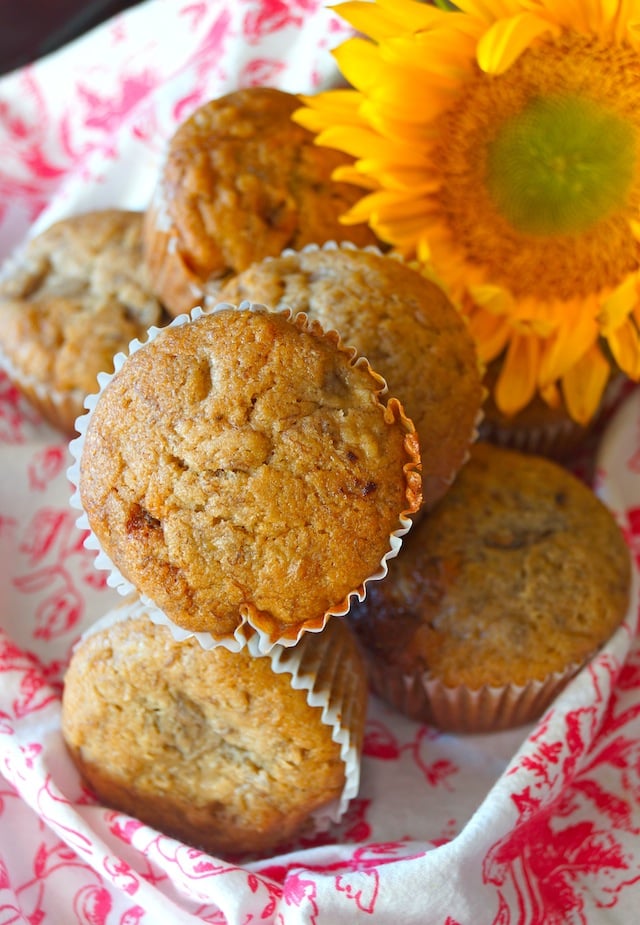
<box><xmin>75</xmin><ymin>305</ymin><xmax>422</xmax><ymax>649</ymax></box>
<box><xmin>0</xmin><ymin>209</ymin><xmax>167</xmax><ymax>434</ymax></box>
<box><xmin>62</xmin><ymin>606</ymin><xmax>368</xmax><ymax>857</ymax></box>
<box><xmin>143</xmin><ymin>86</ymin><xmax>381</xmax><ymax>317</ymax></box>
<box><xmin>349</xmin><ymin>441</ymin><xmax>631</xmax><ymax>732</ymax></box>
<box><xmin>215</xmin><ymin>245</ymin><xmax>484</xmax><ymax>508</ymax></box>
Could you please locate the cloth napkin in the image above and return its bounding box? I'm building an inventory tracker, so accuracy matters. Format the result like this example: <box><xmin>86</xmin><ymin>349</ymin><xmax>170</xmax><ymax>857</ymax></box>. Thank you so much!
<box><xmin>1</xmin><ymin>2</ymin><xmax>640</xmax><ymax>922</ymax></box>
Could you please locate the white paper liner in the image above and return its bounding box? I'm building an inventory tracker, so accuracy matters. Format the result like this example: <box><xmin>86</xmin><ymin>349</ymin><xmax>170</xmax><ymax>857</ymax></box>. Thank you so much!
<box><xmin>67</xmin><ymin>301</ymin><xmax>418</xmax><ymax>654</ymax></box>
<box><xmin>73</xmin><ymin>598</ymin><xmax>363</xmax><ymax>830</ymax></box>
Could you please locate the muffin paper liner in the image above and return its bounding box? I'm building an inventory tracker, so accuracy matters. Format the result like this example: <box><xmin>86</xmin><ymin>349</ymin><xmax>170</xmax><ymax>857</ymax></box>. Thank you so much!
<box><xmin>67</xmin><ymin>301</ymin><xmax>420</xmax><ymax>655</ymax></box>
<box><xmin>479</xmin><ymin>374</ymin><xmax>628</xmax><ymax>459</ymax></box>
<box><xmin>143</xmin><ymin>182</ymin><xmax>207</xmax><ymax>316</ymax></box>
<box><xmin>0</xmin><ymin>343</ymin><xmax>85</xmax><ymax>435</ymax></box>
<box><xmin>363</xmin><ymin>653</ymin><xmax>587</xmax><ymax>735</ymax></box>
<box><xmin>76</xmin><ymin>598</ymin><xmax>363</xmax><ymax>829</ymax></box>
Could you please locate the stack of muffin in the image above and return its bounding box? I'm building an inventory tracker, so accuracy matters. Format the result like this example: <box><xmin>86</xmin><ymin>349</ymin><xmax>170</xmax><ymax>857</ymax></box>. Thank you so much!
<box><xmin>0</xmin><ymin>87</ymin><xmax>631</xmax><ymax>856</ymax></box>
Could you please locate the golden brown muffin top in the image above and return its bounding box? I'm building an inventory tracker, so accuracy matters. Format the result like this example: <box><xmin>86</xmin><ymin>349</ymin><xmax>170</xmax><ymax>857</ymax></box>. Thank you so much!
<box><xmin>350</xmin><ymin>442</ymin><xmax>631</xmax><ymax>688</ymax></box>
<box><xmin>144</xmin><ymin>87</ymin><xmax>380</xmax><ymax>315</ymax></box>
<box><xmin>0</xmin><ymin>210</ymin><xmax>165</xmax><ymax>395</ymax></box>
<box><xmin>62</xmin><ymin>612</ymin><xmax>367</xmax><ymax>856</ymax></box>
<box><xmin>79</xmin><ymin>306</ymin><xmax>421</xmax><ymax>643</ymax></box>
<box><xmin>216</xmin><ymin>247</ymin><xmax>484</xmax><ymax>508</ymax></box>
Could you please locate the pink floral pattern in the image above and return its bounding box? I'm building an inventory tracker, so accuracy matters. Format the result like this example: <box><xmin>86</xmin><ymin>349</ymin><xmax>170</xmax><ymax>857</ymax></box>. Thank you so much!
<box><xmin>0</xmin><ymin>2</ymin><xmax>640</xmax><ymax>922</ymax></box>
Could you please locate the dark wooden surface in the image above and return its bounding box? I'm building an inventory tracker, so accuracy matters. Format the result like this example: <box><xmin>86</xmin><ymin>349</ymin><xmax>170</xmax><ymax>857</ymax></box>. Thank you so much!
<box><xmin>0</xmin><ymin>0</ymin><xmax>144</xmax><ymax>75</ymax></box>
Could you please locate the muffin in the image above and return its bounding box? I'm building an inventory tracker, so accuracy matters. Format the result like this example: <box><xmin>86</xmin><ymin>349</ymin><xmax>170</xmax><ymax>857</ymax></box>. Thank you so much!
<box><xmin>0</xmin><ymin>210</ymin><xmax>167</xmax><ymax>434</ymax></box>
<box><xmin>73</xmin><ymin>304</ymin><xmax>422</xmax><ymax>650</ymax></box>
<box><xmin>350</xmin><ymin>441</ymin><xmax>631</xmax><ymax>733</ymax></box>
<box><xmin>215</xmin><ymin>244</ymin><xmax>484</xmax><ymax>508</ymax></box>
<box><xmin>143</xmin><ymin>87</ymin><xmax>381</xmax><ymax>317</ymax></box>
<box><xmin>61</xmin><ymin>604</ymin><xmax>368</xmax><ymax>857</ymax></box>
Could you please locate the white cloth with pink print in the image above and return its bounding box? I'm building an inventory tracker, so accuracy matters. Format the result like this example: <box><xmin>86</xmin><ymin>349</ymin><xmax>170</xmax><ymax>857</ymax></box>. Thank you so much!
<box><xmin>1</xmin><ymin>2</ymin><xmax>640</xmax><ymax>922</ymax></box>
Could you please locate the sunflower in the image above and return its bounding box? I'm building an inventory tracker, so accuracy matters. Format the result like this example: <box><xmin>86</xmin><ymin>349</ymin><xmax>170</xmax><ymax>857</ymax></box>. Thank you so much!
<box><xmin>293</xmin><ymin>0</ymin><xmax>640</xmax><ymax>424</ymax></box>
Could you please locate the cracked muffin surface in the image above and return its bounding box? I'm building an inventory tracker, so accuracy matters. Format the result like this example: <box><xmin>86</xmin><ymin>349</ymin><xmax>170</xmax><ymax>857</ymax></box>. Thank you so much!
<box><xmin>350</xmin><ymin>441</ymin><xmax>631</xmax><ymax>690</ymax></box>
<box><xmin>216</xmin><ymin>247</ymin><xmax>483</xmax><ymax>508</ymax></box>
<box><xmin>62</xmin><ymin>612</ymin><xmax>368</xmax><ymax>856</ymax></box>
<box><xmin>0</xmin><ymin>209</ymin><xmax>166</xmax><ymax>433</ymax></box>
<box><xmin>143</xmin><ymin>86</ymin><xmax>380</xmax><ymax>317</ymax></box>
<box><xmin>78</xmin><ymin>306</ymin><xmax>421</xmax><ymax>642</ymax></box>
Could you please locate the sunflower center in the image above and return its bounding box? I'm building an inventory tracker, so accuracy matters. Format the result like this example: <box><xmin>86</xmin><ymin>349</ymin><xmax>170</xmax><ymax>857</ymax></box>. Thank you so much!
<box><xmin>487</xmin><ymin>94</ymin><xmax>634</xmax><ymax>236</ymax></box>
<box><xmin>432</xmin><ymin>34</ymin><xmax>640</xmax><ymax>300</ymax></box>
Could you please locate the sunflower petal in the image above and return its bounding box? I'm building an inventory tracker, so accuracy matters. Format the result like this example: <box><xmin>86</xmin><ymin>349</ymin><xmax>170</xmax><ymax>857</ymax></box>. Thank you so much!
<box><xmin>477</xmin><ymin>12</ymin><xmax>559</xmax><ymax>74</ymax></box>
<box><xmin>599</xmin><ymin>272</ymin><xmax>640</xmax><ymax>333</ymax></box>
<box><xmin>466</xmin><ymin>306</ymin><xmax>512</xmax><ymax>361</ymax></box>
<box><xmin>605</xmin><ymin>317</ymin><xmax>640</xmax><ymax>380</ymax></box>
<box><xmin>293</xmin><ymin>90</ymin><xmax>368</xmax><ymax>134</ymax></box>
<box><xmin>339</xmin><ymin>188</ymin><xmax>432</xmax><ymax>225</ymax></box>
<box><xmin>331</xmin><ymin>165</ymin><xmax>381</xmax><ymax>190</ymax></box>
<box><xmin>561</xmin><ymin>345</ymin><xmax>611</xmax><ymax>424</ymax></box>
<box><xmin>538</xmin><ymin>305</ymin><xmax>599</xmax><ymax>385</ymax></box>
<box><xmin>314</xmin><ymin>125</ymin><xmax>415</xmax><ymax>163</ymax></box>
<box><xmin>366</xmin><ymin>0</ymin><xmax>449</xmax><ymax>31</ymax></box>
<box><xmin>494</xmin><ymin>333</ymin><xmax>540</xmax><ymax>415</ymax></box>
<box><xmin>333</xmin><ymin>0</ymin><xmax>446</xmax><ymax>41</ymax></box>
<box><xmin>354</xmin><ymin>160</ymin><xmax>439</xmax><ymax>192</ymax></box>
<box><xmin>332</xmin><ymin>1</ymin><xmax>412</xmax><ymax>42</ymax></box>
<box><xmin>540</xmin><ymin>381</ymin><xmax>562</xmax><ymax>408</ymax></box>
<box><xmin>333</xmin><ymin>38</ymin><xmax>388</xmax><ymax>95</ymax></box>
<box><xmin>468</xmin><ymin>283</ymin><xmax>516</xmax><ymax>316</ymax></box>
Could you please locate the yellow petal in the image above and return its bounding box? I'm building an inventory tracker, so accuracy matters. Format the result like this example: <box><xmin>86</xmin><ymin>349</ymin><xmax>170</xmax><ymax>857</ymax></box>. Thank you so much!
<box><xmin>359</xmin><ymin>102</ymin><xmax>435</xmax><ymax>142</ymax></box>
<box><xmin>332</xmin><ymin>0</ymin><xmax>445</xmax><ymax>41</ymax></box>
<box><xmin>466</xmin><ymin>306</ymin><xmax>512</xmax><ymax>361</ymax></box>
<box><xmin>297</xmin><ymin>89</ymin><xmax>365</xmax><ymax>121</ymax></box>
<box><xmin>339</xmin><ymin>188</ymin><xmax>432</xmax><ymax>224</ymax></box>
<box><xmin>380</xmin><ymin>30</ymin><xmax>478</xmax><ymax>80</ymax></box>
<box><xmin>468</xmin><ymin>283</ymin><xmax>516</xmax><ymax>316</ymax></box>
<box><xmin>315</xmin><ymin>125</ymin><xmax>429</xmax><ymax>168</ymax></box>
<box><xmin>599</xmin><ymin>272</ymin><xmax>640</xmax><ymax>334</ymax></box>
<box><xmin>605</xmin><ymin>317</ymin><xmax>640</xmax><ymax>380</ymax></box>
<box><xmin>477</xmin><ymin>12</ymin><xmax>559</xmax><ymax>74</ymax></box>
<box><xmin>331</xmin><ymin>165</ymin><xmax>381</xmax><ymax>190</ymax></box>
<box><xmin>293</xmin><ymin>90</ymin><xmax>368</xmax><ymax>134</ymax></box>
<box><xmin>456</xmin><ymin>0</ymin><xmax>513</xmax><ymax>25</ymax></box>
<box><xmin>333</xmin><ymin>38</ymin><xmax>388</xmax><ymax>95</ymax></box>
<box><xmin>494</xmin><ymin>333</ymin><xmax>540</xmax><ymax>415</ymax></box>
<box><xmin>538</xmin><ymin>306</ymin><xmax>599</xmax><ymax>385</ymax></box>
<box><xmin>561</xmin><ymin>345</ymin><xmax>611</xmax><ymax>424</ymax></box>
<box><xmin>540</xmin><ymin>381</ymin><xmax>562</xmax><ymax>408</ymax></box>
<box><xmin>373</xmin><ymin>203</ymin><xmax>442</xmax><ymax>246</ymax></box>
<box><xmin>331</xmin><ymin>1</ymin><xmax>411</xmax><ymax>42</ymax></box>
<box><xmin>355</xmin><ymin>161</ymin><xmax>439</xmax><ymax>192</ymax></box>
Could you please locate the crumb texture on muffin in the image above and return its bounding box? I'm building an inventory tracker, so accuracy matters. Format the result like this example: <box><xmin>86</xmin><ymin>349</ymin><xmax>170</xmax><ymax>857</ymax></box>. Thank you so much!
<box><xmin>0</xmin><ymin>209</ymin><xmax>165</xmax><ymax>432</ymax></box>
<box><xmin>61</xmin><ymin>613</ymin><xmax>368</xmax><ymax>856</ymax></box>
<box><xmin>351</xmin><ymin>442</ymin><xmax>631</xmax><ymax>690</ymax></box>
<box><xmin>79</xmin><ymin>307</ymin><xmax>421</xmax><ymax>640</ymax></box>
<box><xmin>143</xmin><ymin>87</ymin><xmax>380</xmax><ymax>316</ymax></box>
<box><xmin>216</xmin><ymin>246</ymin><xmax>484</xmax><ymax>507</ymax></box>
